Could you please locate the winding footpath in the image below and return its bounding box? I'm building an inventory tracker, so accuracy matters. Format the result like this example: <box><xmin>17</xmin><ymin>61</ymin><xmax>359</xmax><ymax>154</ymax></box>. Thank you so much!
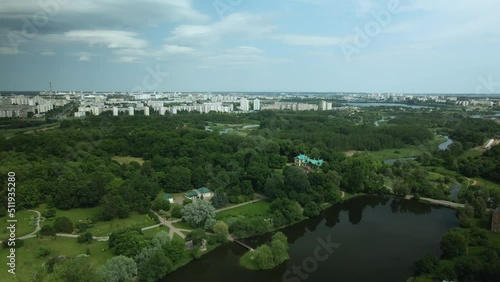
<box><xmin>18</xmin><ymin>210</ymin><xmax>41</xmax><ymax>240</ymax></box>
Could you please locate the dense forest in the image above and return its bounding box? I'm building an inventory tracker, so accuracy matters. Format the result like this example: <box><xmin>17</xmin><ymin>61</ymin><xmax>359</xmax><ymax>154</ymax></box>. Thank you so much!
<box><xmin>1</xmin><ymin>109</ymin><xmax>499</xmax><ymax>281</ymax></box>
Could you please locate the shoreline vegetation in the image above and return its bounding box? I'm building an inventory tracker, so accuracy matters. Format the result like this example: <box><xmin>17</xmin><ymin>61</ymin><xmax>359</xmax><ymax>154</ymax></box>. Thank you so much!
<box><xmin>1</xmin><ymin>106</ymin><xmax>499</xmax><ymax>281</ymax></box>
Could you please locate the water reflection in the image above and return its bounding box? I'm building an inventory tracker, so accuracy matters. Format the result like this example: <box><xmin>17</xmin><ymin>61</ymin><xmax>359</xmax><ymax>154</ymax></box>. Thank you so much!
<box><xmin>162</xmin><ymin>196</ymin><xmax>458</xmax><ymax>282</ymax></box>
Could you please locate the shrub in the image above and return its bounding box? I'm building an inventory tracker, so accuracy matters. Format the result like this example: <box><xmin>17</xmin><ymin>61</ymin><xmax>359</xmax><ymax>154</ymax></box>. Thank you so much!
<box><xmin>36</xmin><ymin>247</ymin><xmax>52</xmax><ymax>258</ymax></box>
<box><xmin>53</xmin><ymin>217</ymin><xmax>74</xmax><ymax>233</ymax></box>
<box><xmin>42</xmin><ymin>208</ymin><xmax>56</xmax><ymax>218</ymax></box>
<box><xmin>77</xmin><ymin>232</ymin><xmax>93</xmax><ymax>244</ymax></box>
<box><xmin>39</xmin><ymin>225</ymin><xmax>56</xmax><ymax>236</ymax></box>
<box><xmin>152</xmin><ymin>198</ymin><xmax>171</xmax><ymax>212</ymax></box>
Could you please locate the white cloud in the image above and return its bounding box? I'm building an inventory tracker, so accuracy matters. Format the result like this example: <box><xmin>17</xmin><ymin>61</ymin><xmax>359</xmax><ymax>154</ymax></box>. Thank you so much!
<box><xmin>167</xmin><ymin>13</ymin><xmax>276</xmax><ymax>46</ymax></box>
<box><xmin>276</xmin><ymin>34</ymin><xmax>353</xmax><ymax>47</ymax></box>
<box><xmin>79</xmin><ymin>56</ymin><xmax>91</xmax><ymax>61</ymax></box>
<box><xmin>0</xmin><ymin>0</ymin><xmax>208</xmax><ymax>25</ymax></box>
<box><xmin>41</xmin><ymin>51</ymin><xmax>56</xmax><ymax>56</ymax></box>
<box><xmin>56</xmin><ymin>30</ymin><xmax>148</xmax><ymax>49</ymax></box>
<box><xmin>0</xmin><ymin>47</ymin><xmax>19</xmax><ymax>55</ymax></box>
<box><xmin>199</xmin><ymin>46</ymin><xmax>290</xmax><ymax>68</ymax></box>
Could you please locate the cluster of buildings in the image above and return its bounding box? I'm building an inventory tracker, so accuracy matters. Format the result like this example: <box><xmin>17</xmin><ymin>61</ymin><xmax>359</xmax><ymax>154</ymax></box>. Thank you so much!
<box><xmin>0</xmin><ymin>95</ymin><xmax>68</xmax><ymax>118</ymax></box>
<box><xmin>294</xmin><ymin>154</ymin><xmax>324</xmax><ymax>173</ymax></box>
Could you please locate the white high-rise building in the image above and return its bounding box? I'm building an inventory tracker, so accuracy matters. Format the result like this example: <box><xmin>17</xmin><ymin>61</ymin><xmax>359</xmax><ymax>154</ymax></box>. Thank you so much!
<box><xmin>253</xmin><ymin>99</ymin><xmax>261</xmax><ymax>111</ymax></box>
<box><xmin>240</xmin><ymin>98</ymin><xmax>249</xmax><ymax>111</ymax></box>
<box><xmin>319</xmin><ymin>100</ymin><xmax>327</xmax><ymax>111</ymax></box>
<box><xmin>144</xmin><ymin>106</ymin><xmax>150</xmax><ymax>116</ymax></box>
<box><xmin>113</xmin><ymin>107</ymin><xmax>118</xmax><ymax>116</ymax></box>
<box><xmin>129</xmin><ymin>106</ymin><xmax>134</xmax><ymax>116</ymax></box>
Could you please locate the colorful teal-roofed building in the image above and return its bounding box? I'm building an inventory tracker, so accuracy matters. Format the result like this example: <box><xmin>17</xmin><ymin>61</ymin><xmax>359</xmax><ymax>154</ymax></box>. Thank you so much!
<box><xmin>184</xmin><ymin>187</ymin><xmax>214</xmax><ymax>200</ymax></box>
<box><xmin>294</xmin><ymin>154</ymin><xmax>324</xmax><ymax>169</ymax></box>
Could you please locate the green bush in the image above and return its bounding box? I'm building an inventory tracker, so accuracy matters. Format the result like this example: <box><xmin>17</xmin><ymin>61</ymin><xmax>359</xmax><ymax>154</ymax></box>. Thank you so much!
<box><xmin>36</xmin><ymin>247</ymin><xmax>52</xmax><ymax>258</ymax></box>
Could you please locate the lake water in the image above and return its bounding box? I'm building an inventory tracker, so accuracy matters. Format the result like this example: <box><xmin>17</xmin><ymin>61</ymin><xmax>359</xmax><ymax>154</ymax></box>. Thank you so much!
<box><xmin>438</xmin><ymin>136</ymin><xmax>453</xmax><ymax>150</ymax></box>
<box><xmin>346</xmin><ymin>103</ymin><xmax>431</xmax><ymax>109</ymax></box>
<box><xmin>162</xmin><ymin>196</ymin><xmax>458</xmax><ymax>282</ymax></box>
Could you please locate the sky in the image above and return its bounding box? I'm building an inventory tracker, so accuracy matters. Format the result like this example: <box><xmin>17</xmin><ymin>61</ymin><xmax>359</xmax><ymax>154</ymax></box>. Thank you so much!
<box><xmin>0</xmin><ymin>0</ymin><xmax>499</xmax><ymax>93</ymax></box>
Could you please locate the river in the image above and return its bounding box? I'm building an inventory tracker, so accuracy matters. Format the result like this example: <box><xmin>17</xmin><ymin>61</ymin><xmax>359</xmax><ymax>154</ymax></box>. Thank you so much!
<box><xmin>346</xmin><ymin>103</ymin><xmax>432</xmax><ymax>109</ymax></box>
<box><xmin>162</xmin><ymin>196</ymin><xmax>458</xmax><ymax>282</ymax></box>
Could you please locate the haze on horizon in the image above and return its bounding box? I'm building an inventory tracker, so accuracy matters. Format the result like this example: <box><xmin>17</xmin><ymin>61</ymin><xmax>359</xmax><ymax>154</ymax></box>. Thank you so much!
<box><xmin>0</xmin><ymin>0</ymin><xmax>499</xmax><ymax>94</ymax></box>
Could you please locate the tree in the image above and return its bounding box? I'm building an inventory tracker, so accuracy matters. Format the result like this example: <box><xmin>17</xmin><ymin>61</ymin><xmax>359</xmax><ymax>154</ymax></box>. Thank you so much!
<box><xmin>270</xmin><ymin>198</ymin><xmax>302</xmax><ymax>226</ymax></box>
<box><xmin>39</xmin><ymin>225</ymin><xmax>56</xmax><ymax>236</ymax></box>
<box><xmin>211</xmin><ymin>188</ymin><xmax>229</xmax><ymax>209</ymax></box>
<box><xmin>137</xmin><ymin>248</ymin><xmax>172</xmax><ymax>282</ymax></box>
<box><xmin>271</xmin><ymin>232</ymin><xmax>289</xmax><ymax>265</ymax></box>
<box><xmin>77</xmin><ymin>232</ymin><xmax>93</xmax><ymax>244</ymax></box>
<box><xmin>254</xmin><ymin>244</ymin><xmax>275</xmax><ymax>270</ymax></box>
<box><xmin>181</xmin><ymin>200</ymin><xmax>216</xmax><ymax>228</ymax></box>
<box><xmin>186</xmin><ymin>229</ymin><xmax>207</xmax><ymax>246</ymax></box>
<box><xmin>164</xmin><ymin>166</ymin><xmax>192</xmax><ymax>192</ymax></box>
<box><xmin>393</xmin><ymin>180</ymin><xmax>410</xmax><ymax>197</ymax></box>
<box><xmin>152</xmin><ymin>198</ymin><xmax>171</xmax><ymax>212</ymax></box>
<box><xmin>109</xmin><ymin>229</ymin><xmax>148</xmax><ymax>257</ymax></box>
<box><xmin>152</xmin><ymin>231</ymin><xmax>171</xmax><ymax>248</ymax></box>
<box><xmin>162</xmin><ymin>237</ymin><xmax>186</xmax><ymax>263</ymax></box>
<box><xmin>440</xmin><ymin>230</ymin><xmax>468</xmax><ymax>258</ymax></box>
<box><xmin>283</xmin><ymin>166</ymin><xmax>310</xmax><ymax>194</ymax></box>
<box><xmin>52</xmin><ymin>258</ymin><xmax>97</xmax><ymax>282</ymax></box>
<box><xmin>415</xmin><ymin>254</ymin><xmax>439</xmax><ymax>275</ymax></box>
<box><xmin>303</xmin><ymin>201</ymin><xmax>320</xmax><ymax>217</ymax></box>
<box><xmin>100</xmin><ymin>255</ymin><xmax>138</xmax><ymax>282</ymax></box>
<box><xmin>213</xmin><ymin>221</ymin><xmax>229</xmax><ymax>242</ymax></box>
<box><xmin>53</xmin><ymin>217</ymin><xmax>74</xmax><ymax>233</ymax></box>
<box><xmin>171</xmin><ymin>204</ymin><xmax>183</xmax><ymax>218</ymax></box>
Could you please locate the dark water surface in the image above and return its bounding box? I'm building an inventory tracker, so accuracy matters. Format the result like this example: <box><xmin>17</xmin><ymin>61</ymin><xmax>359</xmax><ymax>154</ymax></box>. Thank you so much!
<box><xmin>162</xmin><ymin>196</ymin><xmax>458</xmax><ymax>282</ymax></box>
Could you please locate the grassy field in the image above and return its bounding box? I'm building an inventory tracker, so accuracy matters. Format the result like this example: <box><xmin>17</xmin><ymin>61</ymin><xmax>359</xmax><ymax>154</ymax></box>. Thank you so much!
<box><xmin>216</xmin><ymin>201</ymin><xmax>271</xmax><ymax>221</ymax></box>
<box><xmin>142</xmin><ymin>225</ymin><xmax>170</xmax><ymax>237</ymax></box>
<box><xmin>0</xmin><ymin>210</ymin><xmax>38</xmax><ymax>238</ymax></box>
<box><xmin>40</xmin><ymin>209</ymin><xmax>157</xmax><ymax>236</ymax></box>
<box><xmin>367</xmin><ymin>147</ymin><xmax>423</xmax><ymax>162</ymax></box>
<box><xmin>111</xmin><ymin>156</ymin><xmax>145</xmax><ymax>165</ymax></box>
<box><xmin>471</xmin><ymin>177</ymin><xmax>500</xmax><ymax>191</ymax></box>
<box><xmin>0</xmin><ymin>236</ymin><xmax>112</xmax><ymax>282</ymax></box>
<box><xmin>172</xmin><ymin>221</ymin><xmax>194</xmax><ymax>230</ymax></box>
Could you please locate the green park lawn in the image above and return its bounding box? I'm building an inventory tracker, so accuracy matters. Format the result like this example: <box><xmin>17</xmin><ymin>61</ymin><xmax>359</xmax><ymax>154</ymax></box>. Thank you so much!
<box><xmin>0</xmin><ymin>210</ymin><xmax>38</xmax><ymax>238</ymax></box>
<box><xmin>39</xmin><ymin>208</ymin><xmax>157</xmax><ymax>236</ymax></box>
<box><xmin>172</xmin><ymin>221</ymin><xmax>194</xmax><ymax>231</ymax></box>
<box><xmin>0</xmin><ymin>236</ymin><xmax>112</xmax><ymax>282</ymax></box>
<box><xmin>141</xmin><ymin>225</ymin><xmax>170</xmax><ymax>237</ymax></box>
<box><xmin>216</xmin><ymin>201</ymin><xmax>271</xmax><ymax>221</ymax></box>
<box><xmin>367</xmin><ymin>147</ymin><xmax>423</xmax><ymax>162</ymax></box>
<box><xmin>111</xmin><ymin>156</ymin><xmax>145</xmax><ymax>165</ymax></box>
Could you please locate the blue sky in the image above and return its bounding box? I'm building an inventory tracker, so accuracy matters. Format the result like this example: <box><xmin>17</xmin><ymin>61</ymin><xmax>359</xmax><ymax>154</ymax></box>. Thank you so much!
<box><xmin>0</xmin><ymin>0</ymin><xmax>499</xmax><ymax>93</ymax></box>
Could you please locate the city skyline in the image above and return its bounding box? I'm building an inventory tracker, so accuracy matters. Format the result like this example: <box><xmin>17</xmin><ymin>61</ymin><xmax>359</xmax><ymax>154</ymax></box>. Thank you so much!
<box><xmin>1</xmin><ymin>0</ymin><xmax>500</xmax><ymax>94</ymax></box>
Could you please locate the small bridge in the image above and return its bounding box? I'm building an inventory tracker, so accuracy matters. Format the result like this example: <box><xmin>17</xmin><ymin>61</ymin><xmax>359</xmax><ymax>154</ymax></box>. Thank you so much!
<box><xmin>233</xmin><ymin>239</ymin><xmax>254</xmax><ymax>251</ymax></box>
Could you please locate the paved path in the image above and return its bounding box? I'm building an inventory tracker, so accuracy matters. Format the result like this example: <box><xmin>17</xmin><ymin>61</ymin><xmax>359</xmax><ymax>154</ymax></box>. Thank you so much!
<box><xmin>152</xmin><ymin>211</ymin><xmax>189</xmax><ymax>240</ymax></box>
<box><xmin>404</xmin><ymin>195</ymin><xmax>465</xmax><ymax>208</ymax></box>
<box><xmin>18</xmin><ymin>210</ymin><xmax>41</xmax><ymax>240</ymax></box>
